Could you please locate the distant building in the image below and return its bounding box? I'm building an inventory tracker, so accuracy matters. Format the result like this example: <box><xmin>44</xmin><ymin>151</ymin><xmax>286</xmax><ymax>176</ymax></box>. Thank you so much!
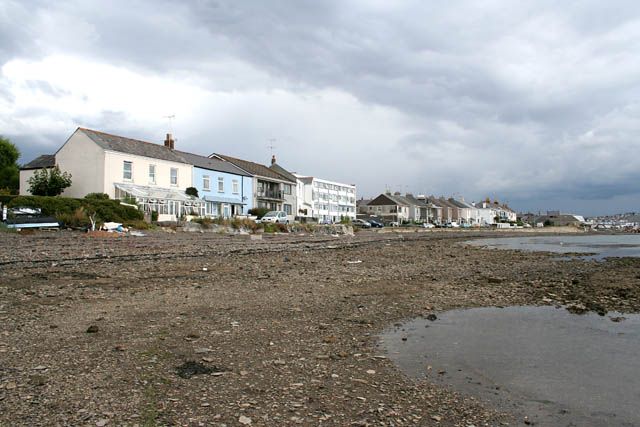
<box><xmin>294</xmin><ymin>174</ymin><xmax>356</xmax><ymax>223</ymax></box>
<box><xmin>365</xmin><ymin>192</ymin><xmax>410</xmax><ymax>223</ymax></box>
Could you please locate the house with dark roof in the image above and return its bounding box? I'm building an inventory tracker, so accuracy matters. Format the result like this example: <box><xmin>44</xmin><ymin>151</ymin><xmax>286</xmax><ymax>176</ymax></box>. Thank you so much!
<box><xmin>23</xmin><ymin>128</ymin><xmax>203</xmax><ymax>221</ymax></box>
<box><xmin>365</xmin><ymin>192</ymin><xmax>410</xmax><ymax>223</ymax></box>
<box><xmin>211</xmin><ymin>154</ymin><xmax>297</xmax><ymax>222</ymax></box>
<box><xmin>19</xmin><ymin>155</ymin><xmax>56</xmax><ymax>195</ymax></box>
<box><xmin>178</xmin><ymin>151</ymin><xmax>253</xmax><ymax>217</ymax></box>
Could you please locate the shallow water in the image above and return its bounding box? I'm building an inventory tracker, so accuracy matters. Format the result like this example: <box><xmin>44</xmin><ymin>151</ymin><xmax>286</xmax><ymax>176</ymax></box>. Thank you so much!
<box><xmin>380</xmin><ymin>306</ymin><xmax>640</xmax><ymax>426</ymax></box>
<box><xmin>464</xmin><ymin>234</ymin><xmax>640</xmax><ymax>260</ymax></box>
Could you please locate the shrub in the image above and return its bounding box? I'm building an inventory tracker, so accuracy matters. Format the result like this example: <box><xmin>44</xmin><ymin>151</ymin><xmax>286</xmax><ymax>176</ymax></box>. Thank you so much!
<box><xmin>263</xmin><ymin>222</ymin><xmax>288</xmax><ymax>233</ymax></box>
<box><xmin>0</xmin><ymin>195</ymin><xmax>143</xmax><ymax>224</ymax></box>
<box><xmin>85</xmin><ymin>192</ymin><xmax>109</xmax><ymax>199</ymax></box>
<box><xmin>28</xmin><ymin>166</ymin><xmax>72</xmax><ymax>196</ymax></box>
<box><xmin>151</xmin><ymin>211</ymin><xmax>158</xmax><ymax>222</ymax></box>
<box><xmin>185</xmin><ymin>187</ymin><xmax>198</xmax><ymax>197</ymax></box>
<box><xmin>248</xmin><ymin>207</ymin><xmax>270</xmax><ymax>219</ymax></box>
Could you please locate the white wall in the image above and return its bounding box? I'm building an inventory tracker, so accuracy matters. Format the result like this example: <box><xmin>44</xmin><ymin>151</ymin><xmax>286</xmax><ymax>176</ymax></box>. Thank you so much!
<box><xmin>104</xmin><ymin>151</ymin><xmax>193</xmax><ymax>198</ymax></box>
<box><xmin>19</xmin><ymin>169</ymin><xmax>37</xmax><ymax>195</ymax></box>
<box><xmin>56</xmin><ymin>130</ymin><xmax>106</xmax><ymax>198</ymax></box>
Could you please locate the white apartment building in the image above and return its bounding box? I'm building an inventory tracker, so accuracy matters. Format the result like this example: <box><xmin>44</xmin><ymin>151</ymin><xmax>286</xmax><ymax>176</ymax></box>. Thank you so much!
<box><xmin>294</xmin><ymin>175</ymin><xmax>356</xmax><ymax>223</ymax></box>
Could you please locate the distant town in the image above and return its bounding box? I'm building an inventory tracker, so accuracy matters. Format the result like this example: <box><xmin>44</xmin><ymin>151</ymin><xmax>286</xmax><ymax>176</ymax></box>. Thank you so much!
<box><xmin>11</xmin><ymin>127</ymin><xmax>640</xmax><ymax>232</ymax></box>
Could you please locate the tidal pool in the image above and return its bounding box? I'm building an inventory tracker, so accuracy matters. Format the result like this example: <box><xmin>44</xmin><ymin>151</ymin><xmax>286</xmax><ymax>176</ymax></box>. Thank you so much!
<box><xmin>380</xmin><ymin>306</ymin><xmax>640</xmax><ymax>426</ymax></box>
<box><xmin>463</xmin><ymin>234</ymin><xmax>640</xmax><ymax>261</ymax></box>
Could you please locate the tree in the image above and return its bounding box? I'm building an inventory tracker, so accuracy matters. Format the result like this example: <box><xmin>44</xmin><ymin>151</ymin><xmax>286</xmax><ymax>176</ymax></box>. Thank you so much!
<box><xmin>27</xmin><ymin>166</ymin><xmax>72</xmax><ymax>196</ymax></box>
<box><xmin>0</xmin><ymin>136</ymin><xmax>20</xmax><ymax>193</ymax></box>
<box><xmin>185</xmin><ymin>187</ymin><xmax>199</xmax><ymax>197</ymax></box>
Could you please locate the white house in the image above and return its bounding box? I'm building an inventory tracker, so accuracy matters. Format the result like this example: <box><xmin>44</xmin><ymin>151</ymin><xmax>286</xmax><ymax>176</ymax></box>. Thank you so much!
<box><xmin>293</xmin><ymin>174</ymin><xmax>356</xmax><ymax>223</ymax></box>
<box><xmin>22</xmin><ymin>127</ymin><xmax>200</xmax><ymax>221</ymax></box>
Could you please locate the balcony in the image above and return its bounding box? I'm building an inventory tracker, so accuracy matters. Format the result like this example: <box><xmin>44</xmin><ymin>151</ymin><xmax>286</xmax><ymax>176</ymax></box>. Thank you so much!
<box><xmin>257</xmin><ymin>188</ymin><xmax>284</xmax><ymax>200</ymax></box>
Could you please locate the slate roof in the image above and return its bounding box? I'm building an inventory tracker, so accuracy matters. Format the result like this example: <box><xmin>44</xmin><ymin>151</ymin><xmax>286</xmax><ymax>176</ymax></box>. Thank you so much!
<box><xmin>176</xmin><ymin>151</ymin><xmax>251</xmax><ymax>176</ymax></box>
<box><xmin>367</xmin><ymin>193</ymin><xmax>409</xmax><ymax>206</ymax></box>
<box><xmin>269</xmin><ymin>162</ymin><xmax>297</xmax><ymax>182</ymax></box>
<box><xmin>213</xmin><ymin>153</ymin><xmax>296</xmax><ymax>182</ymax></box>
<box><xmin>76</xmin><ymin>128</ymin><xmax>190</xmax><ymax>164</ymax></box>
<box><xmin>21</xmin><ymin>154</ymin><xmax>55</xmax><ymax>170</ymax></box>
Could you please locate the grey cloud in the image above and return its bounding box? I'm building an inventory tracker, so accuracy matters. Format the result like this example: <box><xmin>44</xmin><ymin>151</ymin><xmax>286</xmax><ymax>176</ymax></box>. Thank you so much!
<box><xmin>3</xmin><ymin>1</ymin><xmax>640</xmax><ymax>214</ymax></box>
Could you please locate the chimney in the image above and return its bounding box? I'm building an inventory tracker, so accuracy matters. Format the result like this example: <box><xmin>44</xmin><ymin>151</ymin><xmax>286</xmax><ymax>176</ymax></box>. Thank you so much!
<box><xmin>271</xmin><ymin>155</ymin><xmax>276</xmax><ymax>165</ymax></box>
<box><xmin>164</xmin><ymin>133</ymin><xmax>175</xmax><ymax>150</ymax></box>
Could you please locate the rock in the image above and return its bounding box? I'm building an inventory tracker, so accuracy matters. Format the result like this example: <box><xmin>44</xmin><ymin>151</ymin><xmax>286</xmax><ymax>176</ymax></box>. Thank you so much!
<box><xmin>366</xmin><ymin>370</ymin><xmax>376</xmax><ymax>375</ymax></box>
<box><xmin>323</xmin><ymin>337</ymin><xmax>336</xmax><ymax>343</ymax></box>
<box><xmin>426</xmin><ymin>314</ymin><xmax>438</xmax><ymax>321</ymax></box>
<box><xmin>96</xmin><ymin>419</ymin><xmax>109</xmax><ymax>426</ymax></box>
<box><xmin>29</xmin><ymin>375</ymin><xmax>46</xmax><ymax>386</ymax></box>
<box><xmin>86</xmin><ymin>325</ymin><xmax>99</xmax><ymax>333</ymax></box>
<box><xmin>488</xmin><ymin>277</ymin><xmax>503</xmax><ymax>283</ymax></box>
<box><xmin>239</xmin><ymin>415</ymin><xmax>252</xmax><ymax>425</ymax></box>
<box><xmin>114</xmin><ymin>345</ymin><xmax>127</xmax><ymax>352</ymax></box>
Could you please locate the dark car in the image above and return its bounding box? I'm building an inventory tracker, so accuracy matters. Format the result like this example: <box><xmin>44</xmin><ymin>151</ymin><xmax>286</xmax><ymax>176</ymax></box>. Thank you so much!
<box><xmin>368</xmin><ymin>219</ymin><xmax>383</xmax><ymax>228</ymax></box>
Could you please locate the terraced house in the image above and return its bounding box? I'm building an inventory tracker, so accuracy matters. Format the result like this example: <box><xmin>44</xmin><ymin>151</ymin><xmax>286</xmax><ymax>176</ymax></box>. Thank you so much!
<box><xmin>211</xmin><ymin>154</ymin><xmax>297</xmax><ymax>223</ymax></box>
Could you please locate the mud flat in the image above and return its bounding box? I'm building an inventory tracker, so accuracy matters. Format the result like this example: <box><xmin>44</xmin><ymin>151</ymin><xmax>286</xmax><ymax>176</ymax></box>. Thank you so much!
<box><xmin>1</xmin><ymin>229</ymin><xmax>639</xmax><ymax>426</ymax></box>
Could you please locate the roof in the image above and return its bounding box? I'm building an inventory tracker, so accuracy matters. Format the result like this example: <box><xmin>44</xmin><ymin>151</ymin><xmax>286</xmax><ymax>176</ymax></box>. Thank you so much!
<box><xmin>114</xmin><ymin>182</ymin><xmax>201</xmax><ymax>203</ymax></box>
<box><xmin>176</xmin><ymin>151</ymin><xmax>251</xmax><ymax>176</ymax></box>
<box><xmin>269</xmin><ymin>162</ymin><xmax>297</xmax><ymax>182</ymax></box>
<box><xmin>368</xmin><ymin>193</ymin><xmax>409</xmax><ymax>206</ymax></box>
<box><xmin>21</xmin><ymin>154</ymin><xmax>55</xmax><ymax>170</ymax></box>
<box><xmin>447</xmin><ymin>198</ymin><xmax>470</xmax><ymax>209</ymax></box>
<box><xmin>76</xmin><ymin>128</ymin><xmax>190</xmax><ymax>164</ymax></box>
<box><xmin>213</xmin><ymin>153</ymin><xmax>296</xmax><ymax>182</ymax></box>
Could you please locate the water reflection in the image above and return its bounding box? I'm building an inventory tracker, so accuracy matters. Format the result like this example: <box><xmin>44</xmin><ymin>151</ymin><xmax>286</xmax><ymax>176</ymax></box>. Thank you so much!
<box><xmin>380</xmin><ymin>306</ymin><xmax>640</xmax><ymax>426</ymax></box>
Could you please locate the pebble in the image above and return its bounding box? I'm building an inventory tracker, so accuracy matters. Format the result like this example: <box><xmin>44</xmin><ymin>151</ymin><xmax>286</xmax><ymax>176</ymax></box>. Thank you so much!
<box><xmin>239</xmin><ymin>415</ymin><xmax>252</xmax><ymax>425</ymax></box>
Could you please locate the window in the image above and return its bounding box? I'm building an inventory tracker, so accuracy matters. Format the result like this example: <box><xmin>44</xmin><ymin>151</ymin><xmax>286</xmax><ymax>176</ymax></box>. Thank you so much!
<box><xmin>284</xmin><ymin>204</ymin><xmax>292</xmax><ymax>215</ymax></box>
<box><xmin>232</xmin><ymin>179</ymin><xmax>239</xmax><ymax>194</ymax></box>
<box><xmin>218</xmin><ymin>177</ymin><xmax>224</xmax><ymax>192</ymax></box>
<box><xmin>123</xmin><ymin>161</ymin><xmax>132</xmax><ymax>180</ymax></box>
<box><xmin>148</xmin><ymin>164</ymin><xmax>155</xmax><ymax>184</ymax></box>
<box><xmin>203</xmin><ymin>175</ymin><xmax>210</xmax><ymax>191</ymax></box>
<box><xmin>284</xmin><ymin>184</ymin><xmax>292</xmax><ymax>195</ymax></box>
<box><xmin>170</xmin><ymin>168</ymin><xmax>178</xmax><ymax>186</ymax></box>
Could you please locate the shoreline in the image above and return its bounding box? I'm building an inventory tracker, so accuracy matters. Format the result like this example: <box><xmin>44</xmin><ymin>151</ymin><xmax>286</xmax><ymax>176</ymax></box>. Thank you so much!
<box><xmin>1</xmin><ymin>230</ymin><xmax>638</xmax><ymax>425</ymax></box>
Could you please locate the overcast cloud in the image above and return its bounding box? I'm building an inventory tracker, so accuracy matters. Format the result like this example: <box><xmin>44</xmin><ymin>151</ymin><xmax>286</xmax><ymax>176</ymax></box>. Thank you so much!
<box><xmin>2</xmin><ymin>0</ymin><xmax>639</xmax><ymax>215</ymax></box>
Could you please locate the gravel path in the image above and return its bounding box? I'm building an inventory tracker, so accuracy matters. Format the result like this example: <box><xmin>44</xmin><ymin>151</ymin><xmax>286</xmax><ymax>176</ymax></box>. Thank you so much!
<box><xmin>1</xmin><ymin>229</ymin><xmax>638</xmax><ymax>426</ymax></box>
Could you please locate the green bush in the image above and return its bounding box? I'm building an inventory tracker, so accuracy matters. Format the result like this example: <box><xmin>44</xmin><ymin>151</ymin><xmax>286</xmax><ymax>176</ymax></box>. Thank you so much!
<box><xmin>263</xmin><ymin>222</ymin><xmax>288</xmax><ymax>233</ymax></box>
<box><xmin>248</xmin><ymin>207</ymin><xmax>270</xmax><ymax>219</ymax></box>
<box><xmin>85</xmin><ymin>192</ymin><xmax>109</xmax><ymax>199</ymax></box>
<box><xmin>0</xmin><ymin>195</ymin><xmax>143</xmax><ymax>223</ymax></box>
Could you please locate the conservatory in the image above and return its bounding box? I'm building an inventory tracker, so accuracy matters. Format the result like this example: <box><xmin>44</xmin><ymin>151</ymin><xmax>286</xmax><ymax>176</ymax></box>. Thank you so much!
<box><xmin>114</xmin><ymin>183</ymin><xmax>205</xmax><ymax>221</ymax></box>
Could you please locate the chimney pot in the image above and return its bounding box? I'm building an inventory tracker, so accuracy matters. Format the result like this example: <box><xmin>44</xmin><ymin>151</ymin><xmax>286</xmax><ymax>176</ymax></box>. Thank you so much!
<box><xmin>164</xmin><ymin>133</ymin><xmax>175</xmax><ymax>150</ymax></box>
<box><xmin>271</xmin><ymin>155</ymin><xmax>276</xmax><ymax>165</ymax></box>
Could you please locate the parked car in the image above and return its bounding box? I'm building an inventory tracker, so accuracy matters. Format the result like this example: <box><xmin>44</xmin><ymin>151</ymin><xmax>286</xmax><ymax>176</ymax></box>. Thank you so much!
<box><xmin>388</xmin><ymin>221</ymin><xmax>399</xmax><ymax>227</ymax></box>
<box><xmin>368</xmin><ymin>219</ymin><xmax>383</xmax><ymax>228</ymax></box>
<box><xmin>353</xmin><ymin>219</ymin><xmax>372</xmax><ymax>228</ymax></box>
<box><xmin>259</xmin><ymin>211</ymin><xmax>289</xmax><ymax>224</ymax></box>
<box><xmin>422</xmin><ymin>223</ymin><xmax>435</xmax><ymax>228</ymax></box>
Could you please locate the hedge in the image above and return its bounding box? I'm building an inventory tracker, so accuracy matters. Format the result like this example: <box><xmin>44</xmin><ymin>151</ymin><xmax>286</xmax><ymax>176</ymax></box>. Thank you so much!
<box><xmin>0</xmin><ymin>195</ymin><xmax>143</xmax><ymax>223</ymax></box>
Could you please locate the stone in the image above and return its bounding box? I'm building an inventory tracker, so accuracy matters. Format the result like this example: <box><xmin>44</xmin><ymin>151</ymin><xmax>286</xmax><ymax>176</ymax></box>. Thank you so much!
<box><xmin>239</xmin><ymin>415</ymin><xmax>252</xmax><ymax>425</ymax></box>
<box><xmin>29</xmin><ymin>375</ymin><xmax>46</xmax><ymax>386</ymax></box>
<box><xmin>86</xmin><ymin>325</ymin><xmax>99</xmax><ymax>333</ymax></box>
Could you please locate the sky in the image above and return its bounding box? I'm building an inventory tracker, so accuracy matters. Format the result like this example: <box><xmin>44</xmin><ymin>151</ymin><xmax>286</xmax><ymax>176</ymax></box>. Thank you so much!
<box><xmin>1</xmin><ymin>0</ymin><xmax>639</xmax><ymax>216</ymax></box>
